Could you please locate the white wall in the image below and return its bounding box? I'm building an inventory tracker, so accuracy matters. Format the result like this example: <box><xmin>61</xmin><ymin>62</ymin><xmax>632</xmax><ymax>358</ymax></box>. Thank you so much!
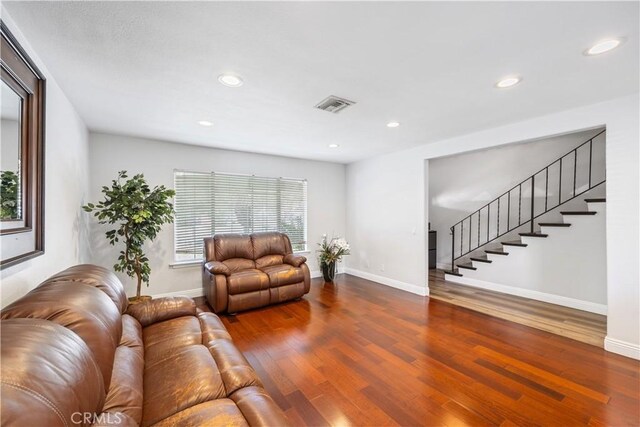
<box><xmin>428</xmin><ymin>128</ymin><xmax>605</xmax><ymax>267</ymax></box>
<box><xmin>0</xmin><ymin>11</ymin><xmax>90</xmax><ymax>307</ymax></box>
<box><xmin>87</xmin><ymin>133</ymin><xmax>346</xmax><ymax>298</ymax></box>
<box><xmin>346</xmin><ymin>93</ymin><xmax>639</xmax><ymax>359</ymax></box>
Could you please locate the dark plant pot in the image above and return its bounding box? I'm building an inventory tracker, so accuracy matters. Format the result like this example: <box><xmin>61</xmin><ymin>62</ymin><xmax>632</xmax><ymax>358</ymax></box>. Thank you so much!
<box><xmin>321</xmin><ymin>261</ymin><xmax>337</xmax><ymax>282</ymax></box>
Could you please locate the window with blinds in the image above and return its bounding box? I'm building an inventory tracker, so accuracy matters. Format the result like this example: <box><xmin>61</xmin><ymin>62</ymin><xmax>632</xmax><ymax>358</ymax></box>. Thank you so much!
<box><xmin>174</xmin><ymin>170</ymin><xmax>308</xmax><ymax>261</ymax></box>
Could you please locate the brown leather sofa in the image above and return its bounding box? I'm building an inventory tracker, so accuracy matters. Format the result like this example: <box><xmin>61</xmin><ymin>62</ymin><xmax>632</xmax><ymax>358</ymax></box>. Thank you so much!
<box><xmin>0</xmin><ymin>264</ymin><xmax>288</xmax><ymax>427</ymax></box>
<box><xmin>202</xmin><ymin>232</ymin><xmax>311</xmax><ymax>313</ymax></box>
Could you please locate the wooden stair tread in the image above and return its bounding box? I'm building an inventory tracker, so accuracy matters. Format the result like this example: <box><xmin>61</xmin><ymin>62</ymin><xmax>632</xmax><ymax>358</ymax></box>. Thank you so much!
<box><xmin>539</xmin><ymin>223</ymin><xmax>571</xmax><ymax>227</ymax></box>
<box><xmin>502</xmin><ymin>241</ymin><xmax>528</xmax><ymax>247</ymax></box>
<box><xmin>560</xmin><ymin>211</ymin><xmax>597</xmax><ymax>215</ymax></box>
<box><xmin>457</xmin><ymin>263</ymin><xmax>477</xmax><ymax>271</ymax></box>
<box><xmin>485</xmin><ymin>249</ymin><xmax>509</xmax><ymax>255</ymax></box>
<box><xmin>444</xmin><ymin>269</ymin><xmax>463</xmax><ymax>277</ymax></box>
<box><xmin>470</xmin><ymin>256</ymin><xmax>492</xmax><ymax>263</ymax></box>
<box><xmin>584</xmin><ymin>198</ymin><xmax>606</xmax><ymax>203</ymax></box>
<box><xmin>519</xmin><ymin>233</ymin><xmax>548</xmax><ymax>238</ymax></box>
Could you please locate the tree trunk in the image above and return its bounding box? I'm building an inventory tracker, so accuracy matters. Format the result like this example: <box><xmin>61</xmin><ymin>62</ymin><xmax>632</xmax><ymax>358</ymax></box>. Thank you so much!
<box><xmin>135</xmin><ymin>257</ymin><xmax>142</xmax><ymax>298</ymax></box>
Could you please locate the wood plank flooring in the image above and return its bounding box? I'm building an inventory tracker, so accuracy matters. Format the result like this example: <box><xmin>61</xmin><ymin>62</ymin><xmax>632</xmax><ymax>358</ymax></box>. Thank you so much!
<box><xmin>428</xmin><ymin>270</ymin><xmax>607</xmax><ymax>347</ymax></box>
<box><xmin>196</xmin><ymin>274</ymin><xmax>639</xmax><ymax>426</ymax></box>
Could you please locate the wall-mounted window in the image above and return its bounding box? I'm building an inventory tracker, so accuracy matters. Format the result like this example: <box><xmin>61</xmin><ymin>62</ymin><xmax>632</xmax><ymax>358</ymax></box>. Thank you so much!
<box><xmin>174</xmin><ymin>170</ymin><xmax>307</xmax><ymax>262</ymax></box>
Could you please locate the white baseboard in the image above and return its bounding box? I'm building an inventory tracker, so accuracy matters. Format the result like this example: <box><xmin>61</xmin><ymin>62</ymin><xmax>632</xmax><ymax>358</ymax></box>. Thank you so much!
<box><xmin>604</xmin><ymin>336</ymin><xmax>640</xmax><ymax>360</ymax></box>
<box><xmin>444</xmin><ymin>275</ymin><xmax>607</xmax><ymax>315</ymax></box>
<box><xmin>152</xmin><ymin>288</ymin><xmax>204</xmax><ymax>299</ymax></box>
<box><xmin>345</xmin><ymin>268</ymin><xmax>428</xmax><ymax>297</ymax></box>
<box><xmin>436</xmin><ymin>262</ymin><xmax>451</xmax><ymax>271</ymax></box>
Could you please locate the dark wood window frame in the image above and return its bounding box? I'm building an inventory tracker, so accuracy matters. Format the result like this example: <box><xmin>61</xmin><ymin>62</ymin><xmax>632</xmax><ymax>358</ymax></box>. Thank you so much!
<box><xmin>1</xmin><ymin>21</ymin><xmax>46</xmax><ymax>269</ymax></box>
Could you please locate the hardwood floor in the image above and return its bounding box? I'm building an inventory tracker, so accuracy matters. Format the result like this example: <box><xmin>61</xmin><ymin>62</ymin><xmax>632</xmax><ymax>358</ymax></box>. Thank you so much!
<box><xmin>196</xmin><ymin>274</ymin><xmax>639</xmax><ymax>426</ymax></box>
<box><xmin>428</xmin><ymin>270</ymin><xmax>607</xmax><ymax>347</ymax></box>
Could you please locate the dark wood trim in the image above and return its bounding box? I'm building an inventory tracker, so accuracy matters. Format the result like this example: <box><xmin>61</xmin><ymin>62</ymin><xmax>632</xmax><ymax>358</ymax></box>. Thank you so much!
<box><xmin>560</xmin><ymin>211</ymin><xmax>597</xmax><ymax>215</ymax></box>
<box><xmin>501</xmin><ymin>241</ymin><xmax>527</xmax><ymax>247</ymax></box>
<box><xmin>0</xmin><ymin>20</ymin><xmax>45</xmax><ymax>269</ymax></box>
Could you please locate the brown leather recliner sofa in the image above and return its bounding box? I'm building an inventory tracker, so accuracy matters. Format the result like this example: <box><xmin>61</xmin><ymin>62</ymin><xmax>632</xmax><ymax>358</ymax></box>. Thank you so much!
<box><xmin>202</xmin><ymin>232</ymin><xmax>311</xmax><ymax>313</ymax></box>
<box><xmin>0</xmin><ymin>264</ymin><xmax>288</xmax><ymax>427</ymax></box>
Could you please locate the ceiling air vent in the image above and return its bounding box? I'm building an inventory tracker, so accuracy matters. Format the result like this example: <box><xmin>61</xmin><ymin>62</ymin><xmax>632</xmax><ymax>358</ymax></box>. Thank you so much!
<box><xmin>314</xmin><ymin>95</ymin><xmax>356</xmax><ymax>114</ymax></box>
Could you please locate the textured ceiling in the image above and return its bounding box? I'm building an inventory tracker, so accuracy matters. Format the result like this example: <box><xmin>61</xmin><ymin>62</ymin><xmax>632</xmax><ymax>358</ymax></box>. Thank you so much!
<box><xmin>3</xmin><ymin>1</ymin><xmax>639</xmax><ymax>163</ymax></box>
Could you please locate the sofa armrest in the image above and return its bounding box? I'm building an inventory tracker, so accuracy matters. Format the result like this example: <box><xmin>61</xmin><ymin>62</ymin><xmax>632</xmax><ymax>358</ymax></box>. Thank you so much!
<box><xmin>284</xmin><ymin>254</ymin><xmax>307</xmax><ymax>267</ymax></box>
<box><xmin>204</xmin><ymin>261</ymin><xmax>231</xmax><ymax>276</ymax></box>
<box><xmin>125</xmin><ymin>297</ymin><xmax>196</xmax><ymax>327</ymax></box>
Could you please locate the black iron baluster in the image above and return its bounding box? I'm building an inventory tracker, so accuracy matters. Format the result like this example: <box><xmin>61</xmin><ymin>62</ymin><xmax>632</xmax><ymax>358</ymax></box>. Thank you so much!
<box><xmin>573</xmin><ymin>149</ymin><xmax>577</xmax><ymax>197</ymax></box>
<box><xmin>451</xmin><ymin>226</ymin><xmax>455</xmax><ymax>272</ymax></box>
<box><xmin>530</xmin><ymin>175</ymin><xmax>535</xmax><ymax>233</ymax></box>
<box><xmin>507</xmin><ymin>190</ymin><xmax>511</xmax><ymax>231</ymax></box>
<box><xmin>461</xmin><ymin>221</ymin><xmax>464</xmax><ymax>257</ymax></box>
<box><xmin>559</xmin><ymin>157</ymin><xmax>563</xmax><ymax>205</ymax></box>
<box><xmin>477</xmin><ymin>210</ymin><xmax>480</xmax><ymax>249</ymax></box>
<box><xmin>497</xmin><ymin>196</ymin><xmax>500</xmax><ymax>236</ymax></box>
<box><xmin>588</xmin><ymin>138</ymin><xmax>593</xmax><ymax>188</ymax></box>
<box><xmin>468</xmin><ymin>216</ymin><xmax>471</xmax><ymax>253</ymax></box>
<box><xmin>545</xmin><ymin>167</ymin><xmax>549</xmax><ymax>211</ymax></box>
<box><xmin>518</xmin><ymin>184</ymin><xmax>522</xmax><ymax>225</ymax></box>
<box><xmin>487</xmin><ymin>203</ymin><xmax>490</xmax><ymax>242</ymax></box>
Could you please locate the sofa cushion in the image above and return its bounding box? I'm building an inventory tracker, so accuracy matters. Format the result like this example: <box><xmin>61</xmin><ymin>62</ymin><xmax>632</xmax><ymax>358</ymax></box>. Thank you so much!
<box><xmin>251</xmin><ymin>232</ymin><xmax>288</xmax><ymax>259</ymax></box>
<box><xmin>142</xmin><ymin>345</ymin><xmax>227</xmax><ymax>426</ymax></box>
<box><xmin>214</xmin><ymin>234</ymin><xmax>254</xmax><ymax>261</ymax></box>
<box><xmin>41</xmin><ymin>264</ymin><xmax>129</xmax><ymax>314</ymax></box>
<box><xmin>260</xmin><ymin>264</ymin><xmax>304</xmax><ymax>287</ymax></box>
<box><xmin>0</xmin><ymin>318</ymin><xmax>105</xmax><ymax>427</ymax></box>
<box><xmin>227</xmin><ymin>269</ymin><xmax>269</xmax><ymax>295</ymax></box>
<box><xmin>143</xmin><ymin>316</ymin><xmax>202</xmax><ymax>363</ymax></box>
<box><xmin>223</xmin><ymin>258</ymin><xmax>257</xmax><ymax>274</ymax></box>
<box><xmin>255</xmin><ymin>254</ymin><xmax>284</xmax><ymax>270</ymax></box>
<box><xmin>150</xmin><ymin>400</ymin><xmax>249</xmax><ymax>427</ymax></box>
<box><xmin>1</xmin><ymin>282</ymin><xmax>122</xmax><ymax>392</ymax></box>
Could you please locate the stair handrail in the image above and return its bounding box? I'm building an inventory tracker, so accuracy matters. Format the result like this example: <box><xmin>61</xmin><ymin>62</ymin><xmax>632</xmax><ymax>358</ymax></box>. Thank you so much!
<box><xmin>449</xmin><ymin>129</ymin><xmax>606</xmax><ymax>272</ymax></box>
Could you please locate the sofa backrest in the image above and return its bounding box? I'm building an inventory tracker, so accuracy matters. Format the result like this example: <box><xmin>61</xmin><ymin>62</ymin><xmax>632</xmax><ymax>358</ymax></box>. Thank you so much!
<box><xmin>41</xmin><ymin>264</ymin><xmax>129</xmax><ymax>313</ymax></box>
<box><xmin>206</xmin><ymin>233</ymin><xmax>256</xmax><ymax>273</ymax></box>
<box><xmin>0</xmin><ymin>265</ymin><xmax>127</xmax><ymax>393</ymax></box>
<box><xmin>252</xmin><ymin>232</ymin><xmax>293</xmax><ymax>269</ymax></box>
<box><xmin>1</xmin><ymin>318</ymin><xmax>106</xmax><ymax>427</ymax></box>
<box><xmin>204</xmin><ymin>232</ymin><xmax>295</xmax><ymax>271</ymax></box>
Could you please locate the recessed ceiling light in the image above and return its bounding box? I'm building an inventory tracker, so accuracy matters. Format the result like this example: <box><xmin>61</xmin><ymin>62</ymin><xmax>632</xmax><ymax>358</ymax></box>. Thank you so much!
<box><xmin>495</xmin><ymin>76</ymin><xmax>521</xmax><ymax>89</ymax></box>
<box><xmin>198</xmin><ymin>120</ymin><xmax>213</xmax><ymax>127</ymax></box>
<box><xmin>218</xmin><ymin>73</ymin><xmax>244</xmax><ymax>87</ymax></box>
<box><xmin>328</xmin><ymin>144</ymin><xmax>339</xmax><ymax>148</ymax></box>
<box><xmin>386</xmin><ymin>121</ymin><xmax>400</xmax><ymax>128</ymax></box>
<box><xmin>585</xmin><ymin>38</ymin><xmax>622</xmax><ymax>56</ymax></box>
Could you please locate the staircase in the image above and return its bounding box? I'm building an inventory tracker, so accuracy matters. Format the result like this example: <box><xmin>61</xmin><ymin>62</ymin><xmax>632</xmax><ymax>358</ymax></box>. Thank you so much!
<box><xmin>443</xmin><ymin>130</ymin><xmax>607</xmax><ymax>313</ymax></box>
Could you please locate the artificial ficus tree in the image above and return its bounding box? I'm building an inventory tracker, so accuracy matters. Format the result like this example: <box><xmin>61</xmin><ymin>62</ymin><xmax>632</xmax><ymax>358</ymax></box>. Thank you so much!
<box><xmin>83</xmin><ymin>171</ymin><xmax>175</xmax><ymax>300</ymax></box>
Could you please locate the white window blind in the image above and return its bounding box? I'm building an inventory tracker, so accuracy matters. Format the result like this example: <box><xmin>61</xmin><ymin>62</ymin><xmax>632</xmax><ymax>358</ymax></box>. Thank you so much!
<box><xmin>174</xmin><ymin>170</ymin><xmax>307</xmax><ymax>261</ymax></box>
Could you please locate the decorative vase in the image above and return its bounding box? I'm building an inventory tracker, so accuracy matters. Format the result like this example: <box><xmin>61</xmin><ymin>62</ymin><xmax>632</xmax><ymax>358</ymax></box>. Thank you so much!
<box><xmin>321</xmin><ymin>261</ymin><xmax>337</xmax><ymax>282</ymax></box>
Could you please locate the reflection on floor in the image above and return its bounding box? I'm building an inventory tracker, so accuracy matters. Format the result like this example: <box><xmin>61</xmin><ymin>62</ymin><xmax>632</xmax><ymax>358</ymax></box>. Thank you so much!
<box><xmin>428</xmin><ymin>269</ymin><xmax>606</xmax><ymax>347</ymax></box>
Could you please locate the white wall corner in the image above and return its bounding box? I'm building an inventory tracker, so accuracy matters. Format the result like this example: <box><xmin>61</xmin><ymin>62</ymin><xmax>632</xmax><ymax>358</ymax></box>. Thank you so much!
<box><xmin>345</xmin><ymin>268</ymin><xmax>429</xmax><ymax>297</ymax></box>
<box><xmin>604</xmin><ymin>336</ymin><xmax>640</xmax><ymax>360</ymax></box>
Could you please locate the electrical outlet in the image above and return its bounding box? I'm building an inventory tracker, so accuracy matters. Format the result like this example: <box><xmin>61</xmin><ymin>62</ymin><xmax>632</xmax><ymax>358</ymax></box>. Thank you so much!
<box><xmin>380</xmin><ymin>264</ymin><xmax>385</xmax><ymax>272</ymax></box>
